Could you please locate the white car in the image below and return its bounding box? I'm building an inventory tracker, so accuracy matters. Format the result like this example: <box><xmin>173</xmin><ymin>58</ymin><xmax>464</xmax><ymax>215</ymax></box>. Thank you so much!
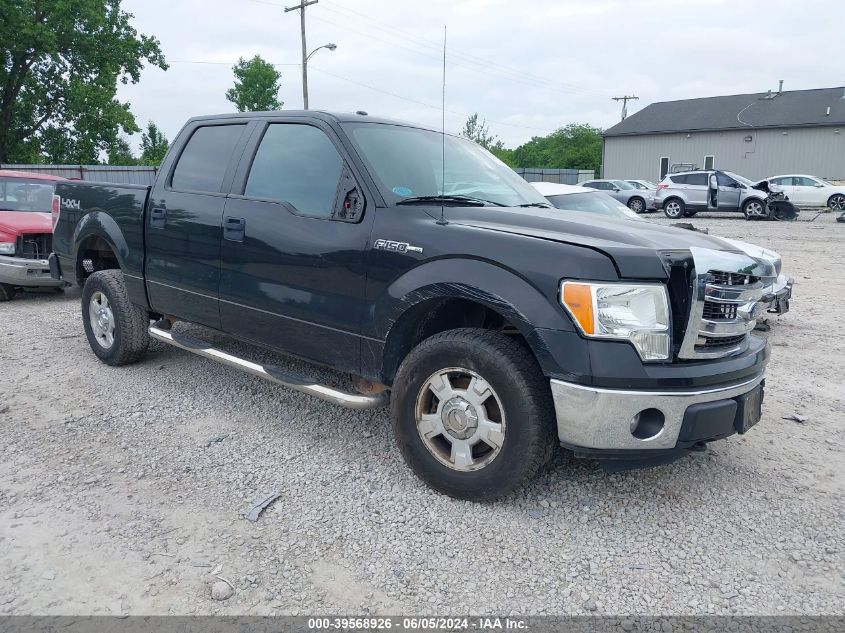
<box><xmin>765</xmin><ymin>174</ymin><xmax>845</xmax><ymax>210</ymax></box>
<box><xmin>531</xmin><ymin>181</ymin><xmax>793</xmax><ymax>315</ymax></box>
<box><xmin>626</xmin><ymin>179</ymin><xmax>658</xmax><ymax>191</ymax></box>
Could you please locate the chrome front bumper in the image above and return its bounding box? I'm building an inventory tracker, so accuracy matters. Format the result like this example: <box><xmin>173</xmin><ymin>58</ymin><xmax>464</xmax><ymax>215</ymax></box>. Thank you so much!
<box><xmin>550</xmin><ymin>373</ymin><xmax>765</xmax><ymax>451</ymax></box>
<box><xmin>0</xmin><ymin>255</ymin><xmax>64</xmax><ymax>287</ymax></box>
<box><xmin>762</xmin><ymin>274</ymin><xmax>793</xmax><ymax>314</ymax></box>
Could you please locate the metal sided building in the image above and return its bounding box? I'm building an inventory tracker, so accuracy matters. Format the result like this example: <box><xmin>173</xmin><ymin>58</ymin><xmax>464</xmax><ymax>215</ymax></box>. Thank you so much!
<box><xmin>602</xmin><ymin>86</ymin><xmax>845</xmax><ymax>182</ymax></box>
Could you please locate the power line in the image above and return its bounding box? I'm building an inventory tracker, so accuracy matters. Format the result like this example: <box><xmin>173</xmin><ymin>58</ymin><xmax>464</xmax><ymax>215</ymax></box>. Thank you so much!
<box><xmin>246</xmin><ymin>0</ymin><xmax>606</xmax><ymax>97</ymax></box>
<box><xmin>308</xmin><ymin>66</ymin><xmax>551</xmax><ymax>132</ymax></box>
<box><xmin>318</xmin><ymin>0</ymin><xmax>607</xmax><ymax>96</ymax></box>
<box><xmin>169</xmin><ymin>59</ymin><xmax>300</xmax><ymax>66</ymax></box>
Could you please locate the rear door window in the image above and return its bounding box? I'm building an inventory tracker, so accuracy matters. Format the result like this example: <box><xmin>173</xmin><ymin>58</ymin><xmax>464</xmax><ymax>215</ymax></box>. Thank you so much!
<box><xmin>670</xmin><ymin>175</ymin><xmax>687</xmax><ymax>185</ymax></box>
<box><xmin>244</xmin><ymin>124</ymin><xmax>343</xmax><ymax>218</ymax></box>
<box><xmin>685</xmin><ymin>173</ymin><xmax>708</xmax><ymax>186</ymax></box>
<box><xmin>171</xmin><ymin>124</ymin><xmax>246</xmax><ymax>193</ymax></box>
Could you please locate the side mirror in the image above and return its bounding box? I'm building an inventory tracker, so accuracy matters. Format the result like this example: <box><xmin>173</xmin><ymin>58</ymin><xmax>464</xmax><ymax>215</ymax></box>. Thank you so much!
<box><xmin>612</xmin><ymin>187</ymin><xmax>620</xmax><ymax>192</ymax></box>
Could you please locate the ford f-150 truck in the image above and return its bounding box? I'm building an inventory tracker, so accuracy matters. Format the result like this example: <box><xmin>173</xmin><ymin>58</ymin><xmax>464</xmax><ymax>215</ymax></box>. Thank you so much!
<box><xmin>51</xmin><ymin>111</ymin><xmax>773</xmax><ymax>500</ymax></box>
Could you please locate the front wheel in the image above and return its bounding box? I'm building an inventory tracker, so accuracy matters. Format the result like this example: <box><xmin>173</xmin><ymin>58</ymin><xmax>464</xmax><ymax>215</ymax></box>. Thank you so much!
<box><xmin>743</xmin><ymin>198</ymin><xmax>766</xmax><ymax>220</ymax></box>
<box><xmin>663</xmin><ymin>199</ymin><xmax>685</xmax><ymax>218</ymax></box>
<box><xmin>391</xmin><ymin>329</ymin><xmax>555</xmax><ymax>501</ymax></box>
<box><xmin>627</xmin><ymin>196</ymin><xmax>646</xmax><ymax>213</ymax></box>
<box><xmin>81</xmin><ymin>270</ymin><xmax>150</xmax><ymax>366</ymax></box>
<box><xmin>828</xmin><ymin>194</ymin><xmax>845</xmax><ymax>211</ymax></box>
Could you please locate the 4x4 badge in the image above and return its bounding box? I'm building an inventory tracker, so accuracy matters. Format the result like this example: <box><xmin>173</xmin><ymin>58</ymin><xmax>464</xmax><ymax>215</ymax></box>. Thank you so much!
<box><xmin>374</xmin><ymin>239</ymin><xmax>423</xmax><ymax>254</ymax></box>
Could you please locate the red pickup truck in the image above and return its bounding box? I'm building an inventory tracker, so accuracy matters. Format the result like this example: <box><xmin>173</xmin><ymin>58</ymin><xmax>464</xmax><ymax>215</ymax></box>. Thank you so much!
<box><xmin>0</xmin><ymin>170</ymin><xmax>66</xmax><ymax>301</ymax></box>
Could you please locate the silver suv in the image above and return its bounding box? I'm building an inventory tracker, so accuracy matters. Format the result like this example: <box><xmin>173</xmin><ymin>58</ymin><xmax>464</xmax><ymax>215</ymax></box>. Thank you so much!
<box><xmin>655</xmin><ymin>170</ymin><xmax>768</xmax><ymax>219</ymax></box>
<box><xmin>580</xmin><ymin>179</ymin><xmax>657</xmax><ymax>213</ymax></box>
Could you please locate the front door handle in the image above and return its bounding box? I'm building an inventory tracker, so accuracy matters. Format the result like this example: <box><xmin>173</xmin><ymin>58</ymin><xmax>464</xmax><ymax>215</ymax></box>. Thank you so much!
<box><xmin>223</xmin><ymin>216</ymin><xmax>246</xmax><ymax>242</ymax></box>
<box><xmin>150</xmin><ymin>207</ymin><xmax>166</xmax><ymax>228</ymax></box>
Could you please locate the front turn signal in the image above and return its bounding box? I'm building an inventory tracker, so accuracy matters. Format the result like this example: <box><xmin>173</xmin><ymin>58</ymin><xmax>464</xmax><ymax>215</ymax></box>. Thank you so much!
<box><xmin>561</xmin><ymin>282</ymin><xmax>595</xmax><ymax>335</ymax></box>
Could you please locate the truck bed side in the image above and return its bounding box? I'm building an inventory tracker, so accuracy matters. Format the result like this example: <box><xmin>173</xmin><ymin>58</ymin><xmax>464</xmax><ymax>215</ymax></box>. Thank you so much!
<box><xmin>52</xmin><ymin>181</ymin><xmax>151</xmax><ymax>308</ymax></box>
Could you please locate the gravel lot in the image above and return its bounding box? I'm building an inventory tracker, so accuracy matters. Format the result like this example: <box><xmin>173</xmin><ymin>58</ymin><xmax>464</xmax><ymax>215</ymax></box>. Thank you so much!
<box><xmin>1</xmin><ymin>212</ymin><xmax>843</xmax><ymax>616</ymax></box>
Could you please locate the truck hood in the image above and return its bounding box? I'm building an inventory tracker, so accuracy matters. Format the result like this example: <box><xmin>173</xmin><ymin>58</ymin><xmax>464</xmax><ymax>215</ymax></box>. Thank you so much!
<box><xmin>0</xmin><ymin>211</ymin><xmax>53</xmax><ymax>236</ymax></box>
<box><xmin>445</xmin><ymin>206</ymin><xmax>750</xmax><ymax>279</ymax></box>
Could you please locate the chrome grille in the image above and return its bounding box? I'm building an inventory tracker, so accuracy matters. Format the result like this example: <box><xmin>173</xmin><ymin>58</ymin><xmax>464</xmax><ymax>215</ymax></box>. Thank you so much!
<box><xmin>678</xmin><ymin>247</ymin><xmax>775</xmax><ymax>360</ymax></box>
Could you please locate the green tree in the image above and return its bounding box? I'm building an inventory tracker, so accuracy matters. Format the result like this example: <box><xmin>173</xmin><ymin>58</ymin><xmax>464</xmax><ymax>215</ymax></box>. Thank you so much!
<box><xmin>510</xmin><ymin>123</ymin><xmax>603</xmax><ymax>173</ymax></box>
<box><xmin>106</xmin><ymin>135</ymin><xmax>137</xmax><ymax>165</ymax></box>
<box><xmin>225</xmin><ymin>56</ymin><xmax>283</xmax><ymax>112</ymax></box>
<box><xmin>0</xmin><ymin>0</ymin><xmax>168</xmax><ymax>163</ymax></box>
<box><xmin>461</xmin><ymin>113</ymin><xmax>504</xmax><ymax>151</ymax></box>
<box><xmin>139</xmin><ymin>121</ymin><xmax>168</xmax><ymax>165</ymax></box>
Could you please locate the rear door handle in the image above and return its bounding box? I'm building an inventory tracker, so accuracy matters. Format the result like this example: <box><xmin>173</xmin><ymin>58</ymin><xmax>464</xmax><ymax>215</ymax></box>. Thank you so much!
<box><xmin>150</xmin><ymin>207</ymin><xmax>166</xmax><ymax>228</ymax></box>
<box><xmin>223</xmin><ymin>216</ymin><xmax>246</xmax><ymax>242</ymax></box>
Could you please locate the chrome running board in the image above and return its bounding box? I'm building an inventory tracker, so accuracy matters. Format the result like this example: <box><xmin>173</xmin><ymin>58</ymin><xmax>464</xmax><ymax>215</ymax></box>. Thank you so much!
<box><xmin>149</xmin><ymin>326</ymin><xmax>389</xmax><ymax>410</ymax></box>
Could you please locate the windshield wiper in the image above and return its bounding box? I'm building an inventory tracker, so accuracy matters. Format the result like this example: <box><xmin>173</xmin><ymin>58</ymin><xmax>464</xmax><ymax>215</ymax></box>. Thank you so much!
<box><xmin>396</xmin><ymin>194</ymin><xmax>505</xmax><ymax>207</ymax></box>
<box><xmin>515</xmin><ymin>202</ymin><xmax>552</xmax><ymax>208</ymax></box>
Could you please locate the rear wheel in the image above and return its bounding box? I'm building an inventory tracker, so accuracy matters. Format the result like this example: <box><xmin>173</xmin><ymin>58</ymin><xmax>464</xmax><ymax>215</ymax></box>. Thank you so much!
<box><xmin>663</xmin><ymin>198</ymin><xmax>685</xmax><ymax>218</ymax></box>
<box><xmin>391</xmin><ymin>329</ymin><xmax>555</xmax><ymax>501</ymax></box>
<box><xmin>627</xmin><ymin>196</ymin><xmax>646</xmax><ymax>213</ymax></box>
<box><xmin>743</xmin><ymin>198</ymin><xmax>766</xmax><ymax>220</ymax></box>
<box><xmin>827</xmin><ymin>194</ymin><xmax>845</xmax><ymax>211</ymax></box>
<box><xmin>0</xmin><ymin>284</ymin><xmax>16</xmax><ymax>302</ymax></box>
<box><xmin>81</xmin><ymin>270</ymin><xmax>150</xmax><ymax>366</ymax></box>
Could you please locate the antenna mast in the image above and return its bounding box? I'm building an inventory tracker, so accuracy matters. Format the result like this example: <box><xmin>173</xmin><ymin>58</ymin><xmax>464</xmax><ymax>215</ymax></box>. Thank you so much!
<box><xmin>438</xmin><ymin>25</ymin><xmax>447</xmax><ymax>225</ymax></box>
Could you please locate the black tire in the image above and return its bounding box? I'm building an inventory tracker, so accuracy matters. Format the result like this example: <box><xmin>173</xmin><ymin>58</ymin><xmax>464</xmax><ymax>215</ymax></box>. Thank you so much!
<box><xmin>827</xmin><ymin>194</ymin><xmax>845</xmax><ymax>212</ymax></box>
<box><xmin>391</xmin><ymin>328</ymin><xmax>556</xmax><ymax>501</ymax></box>
<box><xmin>663</xmin><ymin>198</ymin><xmax>685</xmax><ymax>218</ymax></box>
<box><xmin>627</xmin><ymin>196</ymin><xmax>646</xmax><ymax>213</ymax></box>
<box><xmin>743</xmin><ymin>198</ymin><xmax>765</xmax><ymax>220</ymax></box>
<box><xmin>0</xmin><ymin>284</ymin><xmax>16</xmax><ymax>302</ymax></box>
<box><xmin>81</xmin><ymin>270</ymin><xmax>150</xmax><ymax>366</ymax></box>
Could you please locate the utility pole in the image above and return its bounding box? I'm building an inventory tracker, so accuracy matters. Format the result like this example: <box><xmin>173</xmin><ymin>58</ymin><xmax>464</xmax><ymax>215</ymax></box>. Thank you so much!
<box><xmin>285</xmin><ymin>0</ymin><xmax>319</xmax><ymax>109</ymax></box>
<box><xmin>612</xmin><ymin>95</ymin><xmax>639</xmax><ymax>121</ymax></box>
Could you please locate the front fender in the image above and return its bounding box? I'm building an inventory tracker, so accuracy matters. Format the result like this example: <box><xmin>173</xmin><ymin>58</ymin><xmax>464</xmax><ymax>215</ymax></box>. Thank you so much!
<box><xmin>371</xmin><ymin>257</ymin><xmax>578</xmax><ymax>342</ymax></box>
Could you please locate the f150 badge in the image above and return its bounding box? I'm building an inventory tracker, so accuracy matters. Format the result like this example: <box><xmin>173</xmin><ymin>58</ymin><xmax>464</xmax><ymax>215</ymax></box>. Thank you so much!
<box><xmin>374</xmin><ymin>239</ymin><xmax>423</xmax><ymax>254</ymax></box>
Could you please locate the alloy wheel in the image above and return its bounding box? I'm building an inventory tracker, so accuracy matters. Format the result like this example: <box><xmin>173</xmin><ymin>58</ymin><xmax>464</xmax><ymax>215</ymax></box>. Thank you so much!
<box><xmin>414</xmin><ymin>367</ymin><xmax>506</xmax><ymax>472</ymax></box>
<box><xmin>88</xmin><ymin>291</ymin><xmax>115</xmax><ymax>349</ymax></box>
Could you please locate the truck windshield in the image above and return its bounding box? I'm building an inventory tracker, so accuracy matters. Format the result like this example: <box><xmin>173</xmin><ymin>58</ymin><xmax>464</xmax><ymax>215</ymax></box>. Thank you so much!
<box><xmin>0</xmin><ymin>177</ymin><xmax>56</xmax><ymax>212</ymax></box>
<box><xmin>344</xmin><ymin>123</ymin><xmax>549</xmax><ymax>207</ymax></box>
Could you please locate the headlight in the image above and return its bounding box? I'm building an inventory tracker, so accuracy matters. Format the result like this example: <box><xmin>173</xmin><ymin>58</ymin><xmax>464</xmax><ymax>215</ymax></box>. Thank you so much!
<box><xmin>560</xmin><ymin>281</ymin><xmax>671</xmax><ymax>361</ymax></box>
<box><xmin>0</xmin><ymin>242</ymin><xmax>15</xmax><ymax>255</ymax></box>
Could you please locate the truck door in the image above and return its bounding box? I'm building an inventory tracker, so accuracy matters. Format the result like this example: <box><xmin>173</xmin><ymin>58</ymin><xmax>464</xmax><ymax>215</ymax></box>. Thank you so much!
<box><xmin>145</xmin><ymin>122</ymin><xmax>250</xmax><ymax>328</ymax></box>
<box><xmin>218</xmin><ymin>120</ymin><xmax>374</xmax><ymax>375</ymax></box>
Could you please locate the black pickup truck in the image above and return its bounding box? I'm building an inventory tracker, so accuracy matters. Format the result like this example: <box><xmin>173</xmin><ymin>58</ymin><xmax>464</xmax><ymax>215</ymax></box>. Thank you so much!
<box><xmin>51</xmin><ymin>111</ymin><xmax>773</xmax><ymax>500</ymax></box>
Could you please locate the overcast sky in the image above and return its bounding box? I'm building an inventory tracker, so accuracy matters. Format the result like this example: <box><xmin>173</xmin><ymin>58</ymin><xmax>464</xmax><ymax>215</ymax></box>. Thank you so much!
<box><xmin>118</xmin><ymin>0</ymin><xmax>844</xmax><ymax>150</ymax></box>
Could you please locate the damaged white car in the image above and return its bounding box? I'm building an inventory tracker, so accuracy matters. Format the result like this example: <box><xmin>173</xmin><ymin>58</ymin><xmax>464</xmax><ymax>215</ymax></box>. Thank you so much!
<box><xmin>531</xmin><ymin>182</ymin><xmax>793</xmax><ymax>316</ymax></box>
